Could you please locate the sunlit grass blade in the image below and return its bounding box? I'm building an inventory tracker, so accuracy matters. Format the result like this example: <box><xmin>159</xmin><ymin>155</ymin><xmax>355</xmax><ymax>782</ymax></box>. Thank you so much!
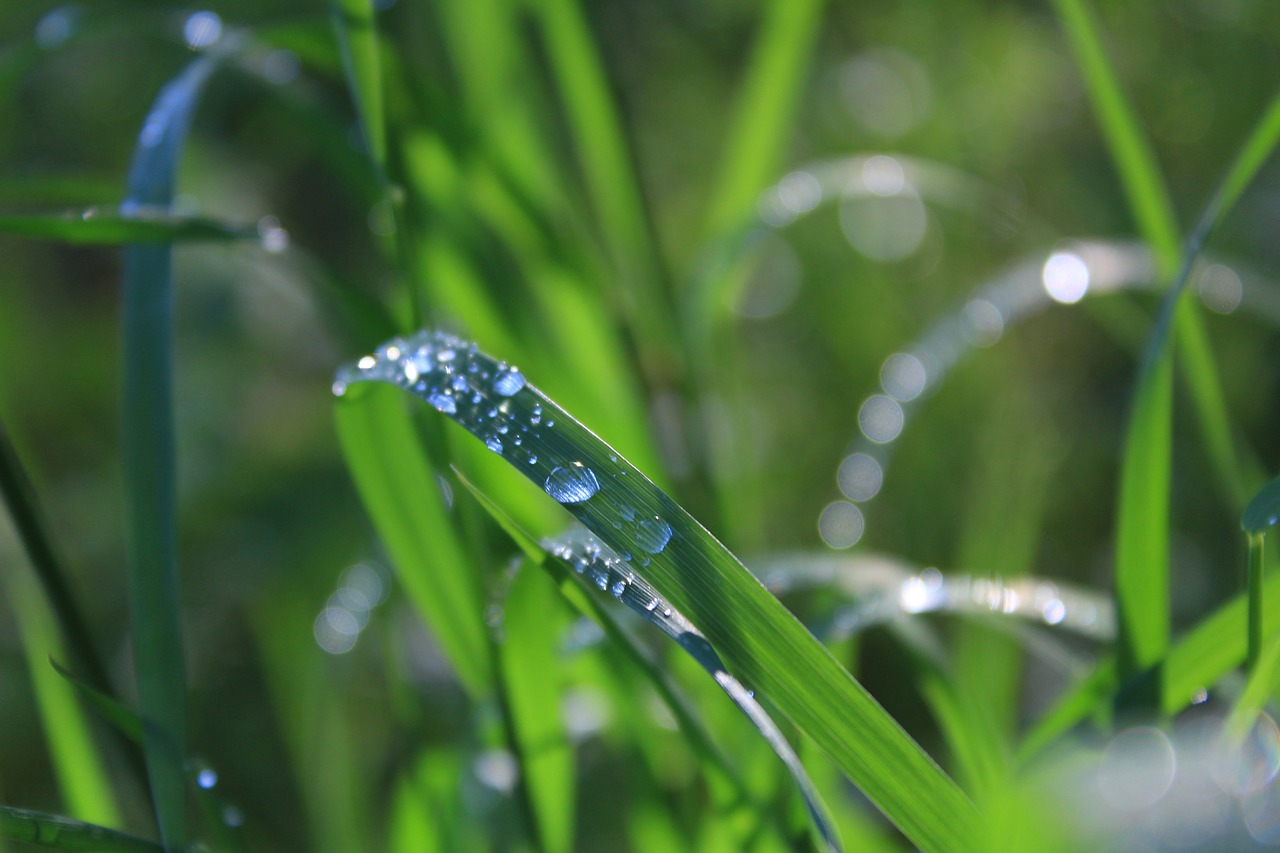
<box><xmin>336</xmin><ymin>330</ymin><xmax>978</xmax><ymax>853</ymax></box>
<box><xmin>496</xmin><ymin>563</ymin><xmax>575</xmax><ymax>853</ymax></box>
<box><xmin>533</xmin><ymin>0</ymin><xmax>671</xmax><ymax>356</ymax></box>
<box><xmin>1052</xmin><ymin>0</ymin><xmax>1180</xmax><ymax>685</ymax></box>
<box><xmin>5</xmin><ymin>569</ymin><xmax>119</xmax><ymax>827</ymax></box>
<box><xmin>1243</xmin><ymin>475</ymin><xmax>1280</xmax><ymax>673</ymax></box>
<box><xmin>0</xmin><ymin>806</ymin><xmax>160</xmax><ymax>852</ymax></box>
<box><xmin>451</xmin><ymin>466</ymin><xmax>747</xmax><ymax>797</ymax></box>
<box><xmin>1050</xmin><ymin>0</ymin><xmax>1179</xmax><ymax>273</ymax></box>
<box><xmin>0</xmin><ymin>210</ymin><xmax>257</xmax><ymax>244</ymax></box>
<box><xmin>1224</xmin><ymin>634</ymin><xmax>1280</xmax><ymax>745</ymax></box>
<box><xmin>120</xmin><ymin>46</ymin><xmax>233</xmax><ymax>851</ymax></box>
<box><xmin>453</xmin><ymin>470</ymin><xmax>837</xmax><ymax>850</ymax></box>
<box><xmin>701</xmin><ymin>0</ymin><xmax>825</xmax><ymax>239</ymax></box>
<box><xmin>334</xmin><ymin>384</ymin><xmax>491</xmax><ymax>695</ymax></box>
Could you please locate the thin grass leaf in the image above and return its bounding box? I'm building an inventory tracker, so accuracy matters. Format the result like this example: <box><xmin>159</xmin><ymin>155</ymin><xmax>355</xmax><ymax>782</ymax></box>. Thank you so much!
<box><xmin>336</xmin><ymin>330</ymin><xmax>978</xmax><ymax>853</ymax></box>
<box><xmin>1053</xmin><ymin>0</ymin><xmax>1181</xmax><ymax>683</ymax></box>
<box><xmin>480</xmin><ymin>515</ymin><xmax>839</xmax><ymax>850</ymax></box>
<box><xmin>1051</xmin><ymin>0</ymin><xmax>1180</xmax><ymax>273</ymax></box>
<box><xmin>533</xmin><ymin>0</ymin><xmax>672</xmax><ymax>356</ymax></box>
<box><xmin>328</xmin><ymin>0</ymin><xmax>386</xmax><ymax>174</ymax></box>
<box><xmin>0</xmin><ymin>423</ymin><xmax>113</xmax><ymax>700</ymax></box>
<box><xmin>49</xmin><ymin>660</ymin><xmax>144</xmax><ymax>744</ymax></box>
<box><xmin>0</xmin><ymin>210</ymin><xmax>257</xmax><ymax>244</ymax></box>
<box><xmin>452</xmin><ymin>466</ymin><xmax>749</xmax><ymax>803</ymax></box>
<box><xmin>1224</xmin><ymin>634</ymin><xmax>1280</xmax><ymax>745</ymax></box>
<box><xmin>0</xmin><ymin>806</ymin><xmax>161</xmax><ymax>852</ymax></box>
<box><xmin>120</xmin><ymin>46</ymin><xmax>235</xmax><ymax>852</ymax></box>
<box><xmin>334</xmin><ymin>384</ymin><xmax>491</xmax><ymax>695</ymax></box>
<box><xmin>496</xmin><ymin>563</ymin><xmax>575</xmax><ymax>853</ymax></box>
<box><xmin>5</xmin><ymin>573</ymin><xmax>119</xmax><ymax>827</ymax></box>
<box><xmin>702</xmin><ymin>0</ymin><xmax>826</xmax><ymax>239</ymax></box>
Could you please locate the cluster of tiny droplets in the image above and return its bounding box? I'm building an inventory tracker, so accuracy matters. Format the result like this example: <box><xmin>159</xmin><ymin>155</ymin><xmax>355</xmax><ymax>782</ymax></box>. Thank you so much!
<box><xmin>548</xmin><ymin>530</ymin><xmax>675</xmax><ymax>622</ymax></box>
<box><xmin>334</xmin><ymin>330</ymin><xmax>679</xmax><ymax>568</ymax></box>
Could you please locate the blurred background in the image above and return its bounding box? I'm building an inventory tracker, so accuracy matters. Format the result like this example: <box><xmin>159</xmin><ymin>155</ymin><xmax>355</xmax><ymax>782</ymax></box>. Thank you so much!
<box><xmin>1</xmin><ymin>0</ymin><xmax>1279</xmax><ymax>849</ymax></box>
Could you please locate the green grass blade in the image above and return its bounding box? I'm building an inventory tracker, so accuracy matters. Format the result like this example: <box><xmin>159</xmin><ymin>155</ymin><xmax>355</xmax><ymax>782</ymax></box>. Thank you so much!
<box><xmin>120</xmin><ymin>48</ymin><xmax>230</xmax><ymax>852</ymax></box>
<box><xmin>453</xmin><ymin>469</ymin><xmax>836</xmax><ymax>850</ymax></box>
<box><xmin>0</xmin><ymin>424</ymin><xmax>113</xmax><ymax>698</ymax></box>
<box><xmin>334</xmin><ymin>384</ymin><xmax>491</xmax><ymax>695</ymax></box>
<box><xmin>1113</xmin><ymin>348</ymin><xmax>1173</xmax><ymax>680</ymax></box>
<box><xmin>452</xmin><ymin>468</ymin><xmax>745</xmax><ymax>792</ymax></box>
<box><xmin>533</xmin><ymin>0</ymin><xmax>671</xmax><ymax>350</ymax></box>
<box><xmin>1247</xmin><ymin>533</ymin><xmax>1266</xmax><ymax>674</ymax></box>
<box><xmin>5</xmin><ymin>570</ymin><xmax>119</xmax><ymax>827</ymax></box>
<box><xmin>328</xmin><ymin>0</ymin><xmax>386</xmax><ymax>174</ymax></box>
<box><xmin>0</xmin><ymin>210</ymin><xmax>257</xmax><ymax>244</ymax></box>
<box><xmin>0</xmin><ymin>807</ymin><xmax>161</xmax><ymax>852</ymax></box>
<box><xmin>1052</xmin><ymin>0</ymin><xmax>1181</xmax><ymax>685</ymax></box>
<box><xmin>496</xmin><ymin>563</ymin><xmax>575</xmax><ymax>853</ymax></box>
<box><xmin>49</xmin><ymin>660</ymin><xmax>144</xmax><ymax>744</ymax></box>
<box><xmin>702</xmin><ymin>0</ymin><xmax>826</xmax><ymax>238</ymax></box>
<box><xmin>1051</xmin><ymin>0</ymin><xmax>1179</xmax><ymax>273</ymax></box>
<box><xmin>1224</xmin><ymin>633</ymin><xmax>1280</xmax><ymax>745</ymax></box>
<box><xmin>336</xmin><ymin>331</ymin><xmax>978</xmax><ymax>853</ymax></box>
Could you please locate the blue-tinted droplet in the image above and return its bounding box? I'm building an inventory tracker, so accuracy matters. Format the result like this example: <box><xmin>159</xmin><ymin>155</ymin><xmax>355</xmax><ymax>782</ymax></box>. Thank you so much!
<box><xmin>486</xmin><ymin>437</ymin><xmax>503</xmax><ymax>454</ymax></box>
<box><xmin>544</xmin><ymin>464</ymin><xmax>600</xmax><ymax>503</ymax></box>
<box><xmin>428</xmin><ymin>392</ymin><xmax>456</xmax><ymax>415</ymax></box>
<box><xmin>494</xmin><ymin>369</ymin><xmax>525</xmax><ymax>396</ymax></box>
<box><xmin>636</xmin><ymin>518</ymin><xmax>672</xmax><ymax>554</ymax></box>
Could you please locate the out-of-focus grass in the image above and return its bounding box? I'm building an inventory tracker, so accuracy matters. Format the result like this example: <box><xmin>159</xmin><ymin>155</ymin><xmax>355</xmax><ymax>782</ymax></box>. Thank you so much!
<box><xmin>0</xmin><ymin>1</ymin><xmax>1279</xmax><ymax>851</ymax></box>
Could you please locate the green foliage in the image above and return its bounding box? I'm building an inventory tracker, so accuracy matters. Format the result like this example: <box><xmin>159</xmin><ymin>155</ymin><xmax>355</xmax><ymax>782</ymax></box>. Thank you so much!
<box><xmin>1</xmin><ymin>1</ymin><xmax>1279</xmax><ymax>852</ymax></box>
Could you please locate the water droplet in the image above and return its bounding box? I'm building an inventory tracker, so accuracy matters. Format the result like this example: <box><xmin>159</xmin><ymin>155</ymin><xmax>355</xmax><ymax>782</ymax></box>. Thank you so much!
<box><xmin>486</xmin><ymin>437</ymin><xmax>503</xmax><ymax>454</ymax></box>
<box><xmin>331</xmin><ymin>380</ymin><xmax>347</xmax><ymax>397</ymax></box>
<box><xmin>619</xmin><ymin>505</ymin><xmax>636</xmax><ymax>522</ymax></box>
<box><xmin>636</xmin><ymin>518</ymin><xmax>672</xmax><ymax>554</ymax></box>
<box><xmin>494</xmin><ymin>368</ymin><xmax>525</xmax><ymax>396</ymax></box>
<box><xmin>611</xmin><ymin>579</ymin><xmax>627</xmax><ymax>597</ymax></box>
<box><xmin>437</xmin><ymin>348</ymin><xmax>456</xmax><ymax>362</ymax></box>
<box><xmin>643</xmin><ymin>599</ymin><xmax>659</xmax><ymax>612</ymax></box>
<box><xmin>428</xmin><ymin>392</ymin><xmax>457</xmax><ymax>414</ymax></box>
<box><xmin>182</xmin><ymin>10</ymin><xmax>223</xmax><ymax>49</ymax></box>
<box><xmin>357</xmin><ymin>355</ymin><xmax>377</xmax><ymax>371</ymax></box>
<box><xmin>544</xmin><ymin>464</ymin><xmax>600</xmax><ymax>503</ymax></box>
<box><xmin>451</xmin><ymin>375</ymin><xmax>468</xmax><ymax>392</ymax></box>
<box><xmin>197</xmin><ymin>769</ymin><xmax>218</xmax><ymax>789</ymax></box>
<box><xmin>527</xmin><ymin>454</ymin><xmax>538</xmax><ymax>465</ymax></box>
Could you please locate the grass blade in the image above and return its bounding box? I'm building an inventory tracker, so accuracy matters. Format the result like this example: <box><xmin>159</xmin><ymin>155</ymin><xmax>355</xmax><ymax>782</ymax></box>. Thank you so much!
<box><xmin>0</xmin><ymin>807</ymin><xmax>161</xmax><ymax>852</ymax></box>
<box><xmin>334</xmin><ymin>384</ymin><xmax>491</xmax><ymax>695</ymax></box>
<box><xmin>702</xmin><ymin>0</ymin><xmax>826</xmax><ymax>238</ymax></box>
<box><xmin>533</xmin><ymin>0</ymin><xmax>671</xmax><ymax>355</ymax></box>
<box><xmin>0</xmin><ymin>423</ymin><xmax>113</xmax><ymax>698</ymax></box>
<box><xmin>336</xmin><ymin>330</ymin><xmax>978</xmax><ymax>853</ymax></box>
<box><xmin>0</xmin><ymin>210</ymin><xmax>256</xmax><ymax>244</ymax></box>
<box><xmin>120</xmin><ymin>48</ymin><xmax>230</xmax><ymax>851</ymax></box>
<box><xmin>452</xmin><ymin>469</ymin><xmax>836</xmax><ymax>850</ymax></box>
<box><xmin>4</xmin><ymin>572</ymin><xmax>119</xmax><ymax>827</ymax></box>
<box><xmin>328</xmin><ymin>0</ymin><xmax>386</xmax><ymax>174</ymax></box>
<box><xmin>496</xmin><ymin>563</ymin><xmax>575</xmax><ymax>853</ymax></box>
<box><xmin>1051</xmin><ymin>0</ymin><xmax>1179</xmax><ymax>272</ymax></box>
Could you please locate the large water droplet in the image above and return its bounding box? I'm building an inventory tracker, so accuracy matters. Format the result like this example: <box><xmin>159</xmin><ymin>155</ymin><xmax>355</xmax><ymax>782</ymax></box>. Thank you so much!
<box><xmin>494</xmin><ymin>368</ymin><xmax>525</xmax><ymax>396</ymax></box>
<box><xmin>635</xmin><ymin>518</ymin><xmax>672</xmax><ymax>554</ymax></box>
<box><xmin>428</xmin><ymin>392</ymin><xmax>457</xmax><ymax>415</ymax></box>
<box><xmin>544</xmin><ymin>464</ymin><xmax>600</xmax><ymax>504</ymax></box>
<box><xmin>486</xmin><ymin>437</ymin><xmax>503</xmax><ymax>454</ymax></box>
